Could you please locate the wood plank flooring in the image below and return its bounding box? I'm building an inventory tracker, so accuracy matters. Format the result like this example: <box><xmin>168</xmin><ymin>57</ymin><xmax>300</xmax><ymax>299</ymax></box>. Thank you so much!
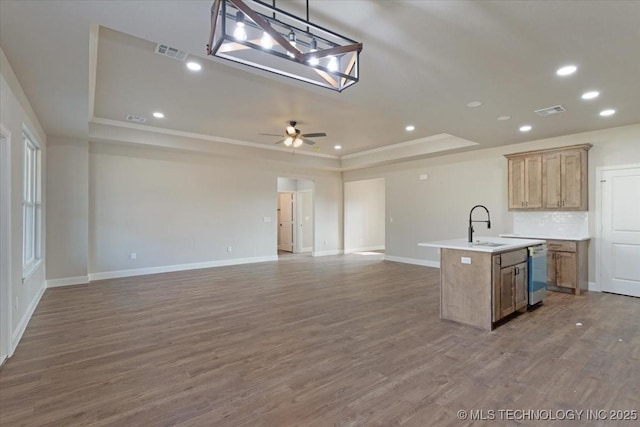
<box><xmin>1</xmin><ymin>253</ymin><xmax>639</xmax><ymax>426</ymax></box>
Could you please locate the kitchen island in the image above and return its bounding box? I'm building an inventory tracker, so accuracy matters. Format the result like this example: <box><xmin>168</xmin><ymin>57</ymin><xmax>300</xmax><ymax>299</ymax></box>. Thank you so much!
<box><xmin>419</xmin><ymin>237</ymin><xmax>545</xmax><ymax>330</ymax></box>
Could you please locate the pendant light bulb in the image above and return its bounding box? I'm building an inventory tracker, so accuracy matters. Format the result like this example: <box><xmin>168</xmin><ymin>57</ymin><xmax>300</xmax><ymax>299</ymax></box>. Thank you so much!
<box><xmin>283</xmin><ymin>136</ymin><xmax>294</xmax><ymax>147</ymax></box>
<box><xmin>288</xmin><ymin>30</ymin><xmax>296</xmax><ymax>47</ymax></box>
<box><xmin>233</xmin><ymin>12</ymin><xmax>247</xmax><ymax>41</ymax></box>
<box><xmin>328</xmin><ymin>56</ymin><xmax>338</xmax><ymax>72</ymax></box>
<box><xmin>308</xmin><ymin>39</ymin><xmax>319</xmax><ymax>65</ymax></box>
<box><xmin>293</xmin><ymin>138</ymin><xmax>303</xmax><ymax>148</ymax></box>
<box><xmin>260</xmin><ymin>32</ymin><xmax>273</xmax><ymax>49</ymax></box>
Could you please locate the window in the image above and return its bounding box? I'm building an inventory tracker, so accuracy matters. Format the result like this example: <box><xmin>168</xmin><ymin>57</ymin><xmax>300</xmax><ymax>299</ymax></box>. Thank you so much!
<box><xmin>22</xmin><ymin>129</ymin><xmax>41</xmax><ymax>276</ymax></box>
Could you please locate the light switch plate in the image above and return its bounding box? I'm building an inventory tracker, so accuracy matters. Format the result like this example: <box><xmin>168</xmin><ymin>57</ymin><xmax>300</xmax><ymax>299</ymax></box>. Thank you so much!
<box><xmin>461</xmin><ymin>257</ymin><xmax>471</xmax><ymax>264</ymax></box>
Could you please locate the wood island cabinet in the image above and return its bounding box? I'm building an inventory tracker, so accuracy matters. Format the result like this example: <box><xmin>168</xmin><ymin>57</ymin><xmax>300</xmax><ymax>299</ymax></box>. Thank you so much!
<box><xmin>492</xmin><ymin>249</ymin><xmax>528</xmax><ymax>322</ymax></box>
<box><xmin>506</xmin><ymin>144</ymin><xmax>591</xmax><ymax>211</ymax></box>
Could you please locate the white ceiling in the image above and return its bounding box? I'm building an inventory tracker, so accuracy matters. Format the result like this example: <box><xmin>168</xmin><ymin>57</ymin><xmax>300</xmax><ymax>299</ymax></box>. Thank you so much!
<box><xmin>1</xmin><ymin>1</ymin><xmax>639</xmax><ymax>167</ymax></box>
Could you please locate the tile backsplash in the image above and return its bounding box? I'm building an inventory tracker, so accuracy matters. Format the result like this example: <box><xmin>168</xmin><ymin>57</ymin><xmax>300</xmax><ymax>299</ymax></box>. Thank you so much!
<box><xmin>513</xmin><ymin>212</ymin><xmax>589</xmax><ymax>238</ymax></box>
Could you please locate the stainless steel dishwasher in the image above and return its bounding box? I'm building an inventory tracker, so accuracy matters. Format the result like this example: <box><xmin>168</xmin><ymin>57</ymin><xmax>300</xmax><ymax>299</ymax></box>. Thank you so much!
<box><xmin>528</xmin><ymin>244</ymin><xmax>547</xmax><ymax>305</ymax></box>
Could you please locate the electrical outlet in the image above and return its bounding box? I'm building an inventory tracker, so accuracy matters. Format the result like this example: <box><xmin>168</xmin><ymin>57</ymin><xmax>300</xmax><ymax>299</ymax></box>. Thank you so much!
<box><xmin>323</xmin><ymin>240</ymin><xmax>328</xmax><ymax>245</ymax></box>
<box><xmin>227</xmin><ymin>246</ymin><xmax>233</xmax><ymax>252</ymax></box>
<box><xmin>130</xmin><ymin>252</ymin><xmax>137</xmax><ymax>260</ymax></box>
<box><xmin>389</xmin><ymin>217</ymin><xmax>394</xmax><ymax>223</ymax></box>
<box><xmin>461</xmin><ymin>257</ymin><xmax>472</xmax><ymax>264</ymax></box>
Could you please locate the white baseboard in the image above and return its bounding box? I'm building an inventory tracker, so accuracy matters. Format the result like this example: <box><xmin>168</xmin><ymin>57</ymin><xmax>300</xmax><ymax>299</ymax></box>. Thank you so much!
<box><xmin>88</xmin><ymin>256</ymin><xmax>278</xmax><ymax>281</ymax></box>
<box><xmin>384</xmin><ymin>255</ymin><xmax>440</xmax><ymax>268</ymax></box>
<box><xmin>588</xmin><ymin>281</ymin><xmax>600</xmax><ymax>292</ymax></box>
<box><xmin>312</xmin><ymin>249</ymin><xmax>344</xmax><ymax>257</ymax></box>
<box><xmin>344</xmin><ymin>245</ymin><xmax>385</xmax><ymax>254</ymax></box>
<box><xmin>302</xmin><ymin>247</ymin><xmax>313</xmax><ymax>253</ymax></box>
<box><xmin>11</xmin><ymin>281</ymin><xmax>46</xmax><ymax>356</ymax></box>
<box><xmin>47</xmin><ymin>275</ymin><xmax>89</xmax><ymax>288</ymax></box>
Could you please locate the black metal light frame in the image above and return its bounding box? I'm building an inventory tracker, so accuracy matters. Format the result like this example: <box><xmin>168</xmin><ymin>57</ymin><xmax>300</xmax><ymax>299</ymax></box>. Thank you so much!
<box><xmin>207</xmin><ymin>0</ymin><xmax>362</xmax><ymax>92</ymax></box>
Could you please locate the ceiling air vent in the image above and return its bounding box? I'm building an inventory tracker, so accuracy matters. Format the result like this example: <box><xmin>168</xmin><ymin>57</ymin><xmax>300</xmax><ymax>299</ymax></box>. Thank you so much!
<box><xmin>535</xmin><ymin>105</ymin><xmax>566</xmax><ymax>116</ymax></box>
<box><xmin>126</xmin><ymin>115</ymin><xmax>147</xmax><ymax>123</ymax></box>
<box><xmin>155</xmin><ymin>43</ymin><xmax>188</xmax><ymax>61</ymax></box>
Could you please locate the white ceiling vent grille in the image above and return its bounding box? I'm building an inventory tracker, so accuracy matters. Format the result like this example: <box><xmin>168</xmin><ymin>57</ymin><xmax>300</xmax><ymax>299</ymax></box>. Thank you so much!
<box><xmin>535</xmin><ymin>105</ymin><xmax>567</xmax><ymax>116</ymax></box>
<box><xmin>126</xmin><ymin>115</ymin><xmax>147</xmax><ymax>123</ymax></box>
<box><xmin>155</xmin><ymin>43</ymin><xmax>188</xmax><ymax>61</ymax></box>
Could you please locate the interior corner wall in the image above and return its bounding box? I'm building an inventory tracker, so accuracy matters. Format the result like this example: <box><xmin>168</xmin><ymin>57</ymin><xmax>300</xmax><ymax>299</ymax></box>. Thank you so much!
<box><xmin>1</xmin><ymin>48</ymin><xmax>48</xmax><ymax>353</ymax></box>
<box><xmin>46</xmin><ymin>137</ymin><xmax>88</xmax><ymax>282</ymax></box>
<box><xmin>343</xmin><ymin>123</ymin><xmax>640</xmax><ymax>281</ymax></box>
<box><xmin>344</xmin><ymin>178</ymin><xmax>385</xmax><ymax>252</ymax></box>
<box><xmin>88</xmin><ymin>141</ymin><xmax>343</xmax><ymax>276</ymax></box>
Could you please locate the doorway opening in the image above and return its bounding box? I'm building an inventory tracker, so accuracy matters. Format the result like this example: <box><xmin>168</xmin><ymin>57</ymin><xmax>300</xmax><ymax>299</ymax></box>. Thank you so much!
<box><xmin>344</xmin><ymin>178</ymin><xmax>386</xmax><ymax>255</ymax></box>
<box><xmin>277</xmin><ymin>177</ymin><xmax>314</xmax><ymax>257</ymax></box>
<box><xmin>1</xmin><ymin>123</ymin><xmax>12</xmax><ymax>364</ymax></box>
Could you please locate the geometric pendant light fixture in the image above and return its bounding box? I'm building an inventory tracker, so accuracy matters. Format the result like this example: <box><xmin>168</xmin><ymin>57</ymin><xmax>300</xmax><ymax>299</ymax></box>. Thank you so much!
<box><xmin>207</xmin><ymin>0</ymin><xmax>363</xmax><ymax>92</ymax></box>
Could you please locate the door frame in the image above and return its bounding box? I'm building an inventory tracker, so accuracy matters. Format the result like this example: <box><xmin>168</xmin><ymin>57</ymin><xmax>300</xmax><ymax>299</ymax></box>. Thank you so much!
<box><xmin>277</xmin><ymin>191</ymin><xmax>295</xmax><ymax>252</ymax></box>
<box><xmin>595</xmin><ymin>163</ymin><xmax>640</xmax><ymax>293</ymax></box>
<box><xmin>1</xmin><ymin>122</ymin><xmax>12</xmax><ymax>363</ymax></box>
<box><xmin>276</xmin><ymin>177</ymin><xmax>315</xmax><ymax>256</ymax></box>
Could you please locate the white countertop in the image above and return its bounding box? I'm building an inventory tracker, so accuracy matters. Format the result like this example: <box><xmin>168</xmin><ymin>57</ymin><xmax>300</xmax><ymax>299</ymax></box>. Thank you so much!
<box><xmin>418</xmin><ymin>236</ymin><xmax>546</xmax><ymax>253</ymax></box>
<box><xmin>499</xmin><ymin>233</ymin><xmax>591</xmax><ymax>242</ymax></box>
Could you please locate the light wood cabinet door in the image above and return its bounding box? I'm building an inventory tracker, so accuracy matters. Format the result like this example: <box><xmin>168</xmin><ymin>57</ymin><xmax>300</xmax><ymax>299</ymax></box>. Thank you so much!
<box><xmin>556</xmin><ymin>252</ymin><xmax>577</xmax><ymax>289</ymax></box>
<box><xmin>543</xmin><ymin>153</ymin><xmax>562</xmax><ymax>208</ymax></box>
<box><xmin>514</xmin><ymin>262</ymin><xmax>528</xmax><ymax>310</ymax></box>
<box><xmin>508</xmin><ymin>157</ymin><xmax>526</xmax><ymax>209</ymax></box>
<box><xmin>508</xmin><ymin>155</ymin><xmax>542</xmax><ymax>209</ymax></box>
<box><xmin>561</xmin><ymin>150</ymin><xmax>584</xmax><ymax>209</ymax></box>
<box><xmin>547</xmin><ymin>251</ymin><xmax>557</xmax><ymax>286</ymax></box>
<box><xmin>499</xmin><ymin>267</ymin><xmax>516</xmax><ymax>319</ymax></box>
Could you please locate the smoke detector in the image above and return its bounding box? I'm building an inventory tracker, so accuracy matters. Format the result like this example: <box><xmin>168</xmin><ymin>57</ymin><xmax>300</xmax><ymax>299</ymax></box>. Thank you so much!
<box><xmin>535</xmin><ymin>105</ymin><xmax>566</xmax><ymax>116</ymax></box>
<box><xmin>155</xmin><ymin>43</ymin><xmax>188</xmax><ymax>61</ymax></box>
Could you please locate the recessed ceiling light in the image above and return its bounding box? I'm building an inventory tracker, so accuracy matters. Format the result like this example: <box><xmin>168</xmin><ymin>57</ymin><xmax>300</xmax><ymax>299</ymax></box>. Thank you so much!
<box><xmin>334</xmin><ymin>145</ymin><xmax>342</xmax><ymax>150</ymax></box>
<box><xmin>152</xmin><ymin>112</ymin><xmax>165</xmax><ymax>118</ymax></box>
<box><xmin>519</xmin><ymin>125</ymin><xmax>532</xmax><ymax>132</ymax></box>
<box><xmin>599</xmin><ymin>109</ymin><xmax>616</xmax><ymax>117</ymax></box>
<box><xmin>556</xmin><ymin>65</ymin><xmax>577</xmax><ymax>76</ymax></box>
<box><xmin>405</xmin><ymin>125</ymin><xmax>415</xmax><ymax>131</ymax></box>
<box><xmin>186</xmin><ymin>61</ymin><xmax>202</xmax><ymax>71</ymax></box>
<box><xmin>581</xmin><ymin>91</ymin><xmax>599</xmax><ymax>100</ymax></box>
<box><xmin>466</xmin><ymin>101</ymin><xmax>483</xmax><ymax>108</ymax></box>
<box><xmin>497</xmin><ymin>115</ymin><xmax>511</xmax><ymax>121</ymax></box>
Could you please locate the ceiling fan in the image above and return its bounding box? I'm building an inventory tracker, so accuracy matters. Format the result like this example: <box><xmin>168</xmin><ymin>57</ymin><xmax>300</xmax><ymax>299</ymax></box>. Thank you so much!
<box><xmin>261</xmin><ymin>121</ymin><xmax>327</xmax><ymax>148</ymax></box>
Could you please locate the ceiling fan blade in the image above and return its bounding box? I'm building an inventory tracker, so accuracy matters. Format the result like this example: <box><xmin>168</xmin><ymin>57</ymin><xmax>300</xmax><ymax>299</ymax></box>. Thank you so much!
<box><xmin>259</xmin><ymin>133</ymin><xmax>284</xmax><ymax>137</ymax></box>
<box><xmin>302</xmin><ymin>138</ymin><xmax>316</xmax><ymax>146</ymax></box>
<box><xmin>301</xmin><ymin>132</ymin><xmax>326</xmax><ymax>138</ymax></box>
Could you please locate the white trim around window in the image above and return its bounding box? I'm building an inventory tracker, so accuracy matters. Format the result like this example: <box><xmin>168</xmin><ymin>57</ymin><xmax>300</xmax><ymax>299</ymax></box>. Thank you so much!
<box><xmin>22</xmin><ymin>126</ymin><xmax>41</xmax><ymax>279</ymax></box>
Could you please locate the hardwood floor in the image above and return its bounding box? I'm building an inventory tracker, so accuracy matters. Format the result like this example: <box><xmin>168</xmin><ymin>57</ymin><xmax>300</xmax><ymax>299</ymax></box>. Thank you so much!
<box><xmin>1</xmin><ymin>254</ymin><xmax>638</xmax><ymax>426</ymax></box>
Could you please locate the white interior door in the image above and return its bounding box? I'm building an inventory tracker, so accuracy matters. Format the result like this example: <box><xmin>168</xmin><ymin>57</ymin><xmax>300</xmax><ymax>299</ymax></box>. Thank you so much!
<box><xmin>601</xmin><ymin>166</ymin><xmax>640</xmax><ymax>297</ymax></box>
<box><xmin>278</xmin><ymin>192</ymin><xmax>294</xmax><ymax>252</ymax></box>
<box><xmin>1</xmin><ymin>124</ymin><xmax>11</xmax><ymax>364</ymax></box>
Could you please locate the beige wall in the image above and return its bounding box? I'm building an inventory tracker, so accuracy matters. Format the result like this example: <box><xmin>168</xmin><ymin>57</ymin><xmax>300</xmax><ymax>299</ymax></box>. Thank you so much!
<box><xmin>46</xmin><ymin>137</ymin><xmax>88</xmax><ymax>281</ymax></box>
<box><xmin>88</xmin><ymin>142</ymin><xmax>342</xmax><ymax>275</ymax></box>
<box><xmin>344</xmin><ymin>123</ymin><xmax>640</xmax><ymax>283</ymax></box>
<box><xmin>344</xmin><ymin>178</ymin><xmax>385</xmax><ymax>252</ymax></box>
<box><xmin>0</xmin><ymin>48</ymin><xmax>47</xmax><ymax>352</ymax></box>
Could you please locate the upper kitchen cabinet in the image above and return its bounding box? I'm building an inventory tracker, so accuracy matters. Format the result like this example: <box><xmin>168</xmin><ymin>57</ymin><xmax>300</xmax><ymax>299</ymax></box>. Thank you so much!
<box><xmin>507</xmin><ymin>154</ymin><xmax>542</xmax><ymax>209</ymax></box>
<box><xmin>505</xmin><ymin>144</ymin><xmax>592</xmax><ymax>211</ymax></box>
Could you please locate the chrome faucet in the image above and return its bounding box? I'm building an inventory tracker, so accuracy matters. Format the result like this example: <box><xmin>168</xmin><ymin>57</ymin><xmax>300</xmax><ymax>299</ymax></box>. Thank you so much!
<box><xmin>468</xmin><ymin>205</ymin><xmax>491</xmax><ymax>242</ymax></box>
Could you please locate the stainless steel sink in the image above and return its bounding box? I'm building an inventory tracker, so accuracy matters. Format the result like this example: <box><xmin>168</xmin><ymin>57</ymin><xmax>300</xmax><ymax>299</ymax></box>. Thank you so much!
<box><xmin>472</xmin><ymin>242</ymin><xmax>509</xmax><ymax>247</ymax></box>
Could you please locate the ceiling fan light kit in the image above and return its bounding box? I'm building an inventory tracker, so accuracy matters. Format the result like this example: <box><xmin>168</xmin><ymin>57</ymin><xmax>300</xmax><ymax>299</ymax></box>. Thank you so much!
<box><xmin>207</xmin><ymin>0</ymin><xmax>362</xmax><ymax>92</ymax></box>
